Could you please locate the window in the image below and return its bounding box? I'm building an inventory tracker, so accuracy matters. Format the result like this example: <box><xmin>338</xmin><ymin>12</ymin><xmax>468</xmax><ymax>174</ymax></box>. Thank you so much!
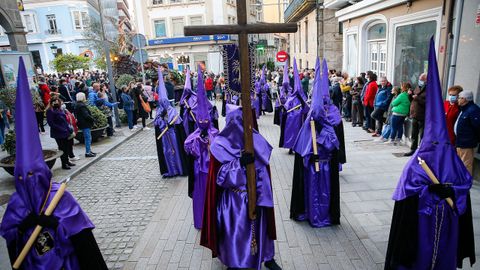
<box><xmin>346</xmin><ymin>34</ymin><xmax>357</xmax><ymax>77</ymax></box>
<box><xmin>368</xmin><ymin>23</ymin><xmax>386</xmax><ymax>40</ymax></box>
<box><xmin>190</xmin><ymin>16</ymin><xmax>203</xmax><ymax>26</ymax></box>
<box><xmin>22</xmin><ymin>13</ymin><xmax>37</xmax><ymax>33</ymax></box>
<box><xmin>172</xmin><ymin>18</ymin><xmax>184</xmax><ymax>37</ymax></box>
<box><xmin>393</xmin><ymin>20</ymin><xmax>436</xmax><ymax>86</ymax></box>
<box><xmin>152</xmin><ymin>0</ymin><xmax>163</xmax><ymax>4</ymax></box>
<box><xmin>0</xmin><ymin>26</ymin><xmax>5</xmax><ymax>36</ymax></box>
<box><xmin>367</xmin><ymin>22</ymin><xmax>386</xmax><ymax>79</ymax></box>
<box><xmin>154</xmin><ymin>19</ymin><xmax>166</xmax><ymax>37</ymax></box>
<box><xmin>304</xmin><ymin>20</ymin><xmax>308</xmax><ymax>53</ymax></box>
<box><xmin>170</xmin><ymin>0</ymin><xmax>182</xmax><ymax>3</ymax></box>
<box><xmin>47</xmin><ymin>14</ymin><xmax>59</xmax><ymax>34</ymax></box>
<box><xmin>73</xmin><ymin>11</ymin><xmax>89</xmax><ymax>30</ymax></box>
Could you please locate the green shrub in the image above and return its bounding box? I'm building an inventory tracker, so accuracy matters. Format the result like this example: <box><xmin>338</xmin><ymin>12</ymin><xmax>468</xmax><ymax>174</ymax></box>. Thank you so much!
<box><xmin>1</xmin><ymin>130</ymin><xmax>15</xmax><ymax>156</ymax></box>
<box><xmin>87</xmin><ymin>105</ymin><xmax>108</xmax><ymax>129</ymax></box>
<box><xmin>118</xmin><ymin>109</ymin><xmax>128</xmax><ymax>124</ymax></box>
<box><xmin>0</xmin><ymin>86</ymin><xmax>43</xmax><ymax>121</ymax></box>
<box><xmin>115</xmin><ymin>74</ymin><xmax>135</xmax><ymax>89</ymax></box>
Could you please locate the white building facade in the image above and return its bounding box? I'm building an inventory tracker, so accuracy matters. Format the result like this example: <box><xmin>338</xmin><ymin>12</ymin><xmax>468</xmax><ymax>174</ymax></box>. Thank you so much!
<box><xmin>132</xmin><ymin>0</ymin><xmax>260</xmax><ymax>73</ymax></box>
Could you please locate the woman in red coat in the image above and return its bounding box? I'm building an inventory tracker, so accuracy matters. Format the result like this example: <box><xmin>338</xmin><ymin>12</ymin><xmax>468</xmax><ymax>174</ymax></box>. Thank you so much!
<box><xmin>444</xmin><ymin>85</ymin><xmax>463</xmax><ymax>145</ymax></box>
<box><xmin>362</xmin><ymin>73</ymin><xmax>378</xmax><ymax>132</ymax></box>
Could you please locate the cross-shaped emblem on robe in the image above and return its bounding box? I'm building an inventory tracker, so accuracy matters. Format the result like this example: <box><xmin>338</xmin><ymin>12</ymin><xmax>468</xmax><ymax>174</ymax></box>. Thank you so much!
<box><xmin>184</xmin><ymin>0</ymin><xmax>297</xmax><ymax>220</ymax></box>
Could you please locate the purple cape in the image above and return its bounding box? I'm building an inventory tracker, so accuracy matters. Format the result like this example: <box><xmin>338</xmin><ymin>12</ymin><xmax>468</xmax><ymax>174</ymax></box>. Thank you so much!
<box><xmin>207</xmin><ymin>105</ymin><xmax>275</xmax><ymax>269</ymax></box>
<box><xmin>0</xmin><ymin>57</ymin><xmax>94</xmax><ymax>270</ymax></box>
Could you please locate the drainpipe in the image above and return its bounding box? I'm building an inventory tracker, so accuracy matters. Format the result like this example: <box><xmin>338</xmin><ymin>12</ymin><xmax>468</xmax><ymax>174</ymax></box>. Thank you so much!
<box><xmin>447</xmin><ymin>0</ymin><xmax>464</xmax><ymax>88</ymax></box>
<box><xmin>316</xmin><ymin>1</ymin><xmax>324</xmax><ymax>59</ymax></box>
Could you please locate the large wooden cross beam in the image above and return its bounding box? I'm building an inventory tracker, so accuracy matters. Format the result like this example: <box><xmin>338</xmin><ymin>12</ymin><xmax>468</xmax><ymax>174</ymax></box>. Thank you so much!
<box><xmin>184</xmin><ymin>0</ymin><xmax>297</xmax><ymax>220</ymax></box>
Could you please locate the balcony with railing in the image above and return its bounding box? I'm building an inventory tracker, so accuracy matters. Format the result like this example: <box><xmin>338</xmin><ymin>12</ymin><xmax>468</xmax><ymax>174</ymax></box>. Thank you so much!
<box><xmin>45</xmin><ymin>29</ymin><xmax>62</xmax><ymax>35</ymax></box>
<box><xmin>284</xmin><ymin>0</ymin><xmax>316</xmax><ymax>23</ymax></box>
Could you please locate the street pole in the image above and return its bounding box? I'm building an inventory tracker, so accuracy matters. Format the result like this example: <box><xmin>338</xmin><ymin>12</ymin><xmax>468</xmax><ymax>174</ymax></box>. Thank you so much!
<box><xmin>97</xmin><ymin>0</ymin><xmax>121</xmax><ymax>127</ymax></box>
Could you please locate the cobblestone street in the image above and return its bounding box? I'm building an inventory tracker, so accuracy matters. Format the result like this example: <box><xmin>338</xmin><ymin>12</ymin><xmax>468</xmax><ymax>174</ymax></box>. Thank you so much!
<box><xmin>1</xmin><ymin>111</ymin><xmax>479</xmax><ymax>270</ymax></box>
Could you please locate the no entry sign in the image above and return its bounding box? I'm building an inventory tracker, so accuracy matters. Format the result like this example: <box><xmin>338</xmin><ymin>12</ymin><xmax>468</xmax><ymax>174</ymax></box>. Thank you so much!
<box><xmin>276</xmin><ymin>51</ymin><xmax>288</xmax><ymax>62</ymax></box>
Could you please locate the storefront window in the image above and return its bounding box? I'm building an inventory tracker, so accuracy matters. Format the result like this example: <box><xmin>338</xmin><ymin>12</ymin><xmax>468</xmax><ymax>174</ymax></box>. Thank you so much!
<box><xmin>393</xmin><ymin>21</ymin><xmax>436</xmax><ymax>86</ymax></box>
<box><xmin>346</xmin><ymin>34</ymin><xmax>357</xmax><ymax>76</ymax></box>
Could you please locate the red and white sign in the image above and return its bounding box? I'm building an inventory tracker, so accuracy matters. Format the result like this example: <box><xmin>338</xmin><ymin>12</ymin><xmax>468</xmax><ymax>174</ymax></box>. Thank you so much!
<box><xmin>276</xmin><ymin>50</ymin><xmax>288</xmax><ymax>62</ymax></box>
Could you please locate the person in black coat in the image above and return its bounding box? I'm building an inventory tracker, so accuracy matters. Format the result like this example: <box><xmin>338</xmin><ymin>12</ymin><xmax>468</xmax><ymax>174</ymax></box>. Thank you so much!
<box><xmin>58</xmin><ymin>79</ymin><xmax>75</xmax><ymax>111</ymax></box>
<box><xmin>46</xmin><ymin>97</ymin><xmax>76</xmax><ymax>170</ymax></box>
<box><xmin>74</xmin><ymin>92</ymin><xmax>96</xmax><ymax>158</ymax></box>
<box><xmin>455</xmin><ymin>91</ymin><xmax>480</xmax><ymax>174</ymax></box>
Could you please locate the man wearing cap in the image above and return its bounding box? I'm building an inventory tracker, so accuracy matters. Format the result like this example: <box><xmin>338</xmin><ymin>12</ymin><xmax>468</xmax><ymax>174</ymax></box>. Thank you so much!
<box><xmin>455</xmin><ymin>90</ymin><xmax>480</xmax><ymax>174</ymax></box>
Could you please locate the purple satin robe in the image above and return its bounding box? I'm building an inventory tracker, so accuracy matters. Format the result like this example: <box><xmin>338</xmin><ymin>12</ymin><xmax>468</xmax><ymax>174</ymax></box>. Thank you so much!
<box><xmin>154</xmin><ymin>106</ymin><xmax>184</xmax><ymax>177</ymax></box>
<box><xmin>184</xmin><ymin>127</ymin><xmax>218</xmax><ymax>229</ymax></box>
<box><xmin>209</xmin><ymin>106</ymin><xmax>276</xmax><ymax>269</ymax></box>
<box><xmin>293</xmin><ymin>113</ymin><xmax>340</xmax><ymax>227</ymax></box>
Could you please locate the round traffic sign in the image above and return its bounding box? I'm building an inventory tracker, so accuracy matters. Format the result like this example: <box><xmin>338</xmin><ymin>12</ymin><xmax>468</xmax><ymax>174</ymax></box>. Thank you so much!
<box><xmin>132</xmin><ymin>34</ymin><xmax>147</xmax><ymax>49</ymax></box>
<box><xmin>276</xmin><ymin>51</ymin><xmax>288</xmax><ymax>62</ymax></box>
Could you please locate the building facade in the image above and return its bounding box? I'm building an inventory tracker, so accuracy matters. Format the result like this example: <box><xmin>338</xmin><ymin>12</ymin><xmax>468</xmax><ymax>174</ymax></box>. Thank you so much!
<box><xmin>132</xmin><ymin>0</ymin><xmax>259</xmax><ymax>73</ymax></box>
<box><xmin>0</xmin><ymin>0</ymin><xmax>102</xmax><ymax>73</ymax></box>
<box><xmin>284</xmin><ymin>0</ymin><xmax>343</xmax><ymax>70</ymax></box>
<box><xmin>328</xmin><ymin>0</ymin><xmax>452</xmax><ymax>87</ymax></box>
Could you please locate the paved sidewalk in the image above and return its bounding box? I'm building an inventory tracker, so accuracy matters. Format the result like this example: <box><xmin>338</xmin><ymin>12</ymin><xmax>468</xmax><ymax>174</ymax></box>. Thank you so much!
<box><xmin>0</xmin><ymin>111</ymin><xmax>478</xmax><ymax>270</ymax></box>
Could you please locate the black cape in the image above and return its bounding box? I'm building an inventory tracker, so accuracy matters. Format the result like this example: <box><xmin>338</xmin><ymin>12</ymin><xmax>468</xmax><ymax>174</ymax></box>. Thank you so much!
<box><xmin>384</xmin><ymin>193</ymin><xmax>476</xmax><ymax>270</ymax></box>
<box><xmin>7</xmin><ymin>229</ymin><xmax>107</xmax><ymax>270</ymax></box>
<box><xmin>154</xmin><ymin>124</ymin><xmax>189</xmax><ymax>177</ymax></box>
<box><xmin>290</xmin><ymin>121</ymin><xmax>346</xmax><ymax>225</ymax></box>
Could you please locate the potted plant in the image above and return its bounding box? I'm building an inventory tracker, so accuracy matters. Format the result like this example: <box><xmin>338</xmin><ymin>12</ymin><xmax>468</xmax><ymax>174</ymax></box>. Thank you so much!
<box><xmin>0</xmin><ymin>130</ymin><xmax>63</xmax><ymax>176</ymax></box>
<box><xmin>75</xmin><ymin>105</ymin><xmax>108</xmax><ymax>143</ymax></box>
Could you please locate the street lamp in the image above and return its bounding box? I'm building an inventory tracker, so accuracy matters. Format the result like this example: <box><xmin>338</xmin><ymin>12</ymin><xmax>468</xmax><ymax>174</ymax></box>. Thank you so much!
<box><xmin>50</xmin><ymin>44</ymin><xmax>58</xmax><ymax>57</ymax></box>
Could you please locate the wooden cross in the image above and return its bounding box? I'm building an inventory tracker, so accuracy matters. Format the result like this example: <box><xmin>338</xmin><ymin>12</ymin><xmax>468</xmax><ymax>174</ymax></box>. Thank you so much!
<box><xmin>184</xmin><ymin>0</ymin><xmax>297</xmax><ymax>220</ymax></box>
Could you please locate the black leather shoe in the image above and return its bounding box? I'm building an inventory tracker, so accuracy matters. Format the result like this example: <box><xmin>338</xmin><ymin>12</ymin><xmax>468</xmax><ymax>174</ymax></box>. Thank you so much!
<box><xmin>403</xmin><ymin>150</ymin><xmax>415</xmax><ymax>157</ymax></box>
<box><xmin>265</xmin><ymin>259</ymin><xmax>282</xmax><ymax>270</ymax></box>
<box><xmin>62</xmin><ymin>165</ymin><xmax>71</xmax><ymax>170</ymax></box>
<box><xmin>85</xmin><ymin>153</ymin><xmax>96</xmax><ymax>158</ymax></box>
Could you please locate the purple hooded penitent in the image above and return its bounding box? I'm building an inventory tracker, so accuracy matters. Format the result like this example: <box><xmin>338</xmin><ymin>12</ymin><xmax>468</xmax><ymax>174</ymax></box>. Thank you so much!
<box><xmin>184</xmin><ymin>67</ymin><xmax>219</xmax><ymax>229</ymax></box>
<box><xmin>0</xmin><ymin>57</ymin><xmax>94</xmax><ymax>269</ymax></box>
<box><xmin>209</xmin><ymin>105</ymin><xmax>275</xmax><ymax>269</ymax></box>
<box><xmin>291</xmin><ymin>57</ymin><xmax>339</xmax><ymax>227</ymax></box>
<box><xmin>390</xmin><ymin>38</ymin><xmax>472</xmax><ymax>269</ymax></box>
<box><xmin>154</xmin><ymin>67</ymin><xmax>184</xmax><ymax>177</ymax></box>
<box><xmin>282</xmin><ymin>58</ymin><xmax>309</xmax><ymax>149</ymax></box>
<box><xmin>180</xmin><ymin>69</ymin><xmax>198</xmax><ymax>135</ymax></box>
<box><xmin>259</xmin><ymin>66</ymin><xmax>273</xmax><ymax>113</ymax></box>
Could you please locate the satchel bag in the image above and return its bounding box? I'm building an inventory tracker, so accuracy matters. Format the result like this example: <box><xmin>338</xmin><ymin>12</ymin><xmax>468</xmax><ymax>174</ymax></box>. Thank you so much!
<box><xmin>139</xmin><ymin>95</ymin><xmax>151</xmax><ymax>113</ymax></box>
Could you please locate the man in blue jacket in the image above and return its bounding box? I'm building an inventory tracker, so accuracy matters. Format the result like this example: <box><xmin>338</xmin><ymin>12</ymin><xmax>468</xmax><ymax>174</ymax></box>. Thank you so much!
<box><xmin>371</xmin><ymin>76</ymin><xmax>392</xmax><ymax>137</ymax></box>
<box><xmin>455</xmin><ymin>91</ymin><xmax>480</xmax><ymax>174</ymax></box>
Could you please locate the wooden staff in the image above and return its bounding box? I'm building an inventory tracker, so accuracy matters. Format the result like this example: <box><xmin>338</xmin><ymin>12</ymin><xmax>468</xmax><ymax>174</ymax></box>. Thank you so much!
<box><xmin>183</xmin><ymin>99</ymin><xmax>196</xmax><ymax>122</ymax></box>
<box><xmin>157</xmin><ymin>114</ymin><xmax>180</xmax><ymax>140</ymax></box>
<box><xmin>287</xmin><ymin>104</ymin><xmax>302</xmax><ymax>113</ymax></box>
<box><xmin>310</xmin><ymin>118</ymin><xmax>320</xmax><ymax>172</ymax></box>
<box><xmin>13</xmin><ymin>178</ymin><xmax>70</xmax><ymax>269</ymax></box>
<box><xmin>417</xmin><ymin>157</ymin><xmax>454</xmax><ymax>209</ymax></box>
